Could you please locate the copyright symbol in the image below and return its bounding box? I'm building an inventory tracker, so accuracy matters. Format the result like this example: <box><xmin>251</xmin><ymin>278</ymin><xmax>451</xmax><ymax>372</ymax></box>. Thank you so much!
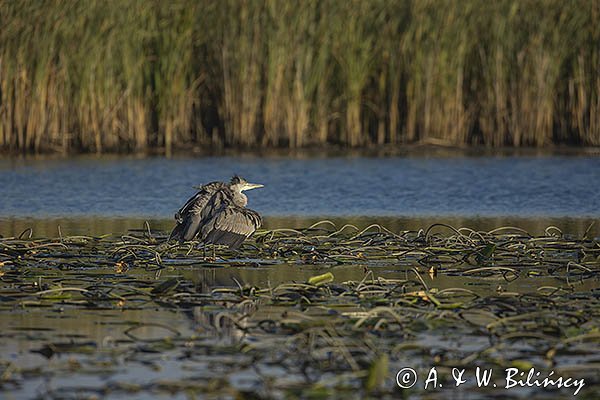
<box><xmin>396</xmin><ymin>367</ymin><xmax>418</xmax><ymax>389</ymax></box>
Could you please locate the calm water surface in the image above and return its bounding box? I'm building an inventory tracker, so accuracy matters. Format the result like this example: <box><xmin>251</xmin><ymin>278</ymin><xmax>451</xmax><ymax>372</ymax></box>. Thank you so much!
<box><xmin>1</xmin><ymin>263</ymin><xmax>597</xmax><ymax>399</ymax></box>
<box><xmin>1</xmin><ymin>155</ymin><xmax>599</xmax><ymax>398</ymax></box>
<box><xmin>0</xmin><ymin>155</ymin><xmax>598</xmax><ymax>218</ymax></box>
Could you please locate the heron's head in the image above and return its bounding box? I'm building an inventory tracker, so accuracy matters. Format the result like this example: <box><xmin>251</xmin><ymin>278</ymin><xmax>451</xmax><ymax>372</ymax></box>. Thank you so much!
<box><xmin>230</xmin><ymin>175</ymin><xmax>264</xmax><ymax>192</ymax></box>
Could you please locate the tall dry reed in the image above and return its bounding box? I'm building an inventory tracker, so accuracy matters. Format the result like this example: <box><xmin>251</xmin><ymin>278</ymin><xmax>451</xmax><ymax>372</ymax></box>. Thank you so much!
<box><xmin>0</xmin><ymin>0</ymin><xmax>598</xmax><ymax>153</ymax></box>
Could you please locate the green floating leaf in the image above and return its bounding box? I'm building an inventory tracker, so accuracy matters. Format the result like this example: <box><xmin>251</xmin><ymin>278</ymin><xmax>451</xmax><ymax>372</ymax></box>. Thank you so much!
<box><xmin>510</xmin><ymin>360</ymin><xmax>534</xmax><ymax>371</ymax></box>
<box><xmin>303</xmin><ymin>384</ymin><xmax>331</xmax><ymax>399</ymax></box>
<box><xmin>365</xmin><ymin>353</ymin><xmax>389</xmax><ymax>392</ymax></box>
<box><xmin>307</xmin><ymin>272</ymin><xmax>334</xmax><ymax>286</ymax></box>
<box><xmin>40</xmin><ymin>292</ymin><xmax>72</xmax><ymax>300</ymax></box>
<box><xmin>481</xmin><ymin>243</ymin><xmax>496</xmax><ymax>258</ymax></box>
<box><xmin>476</xmin><ymin>243</ymin><xmax>496</xmax><ymax>263</ymax></box>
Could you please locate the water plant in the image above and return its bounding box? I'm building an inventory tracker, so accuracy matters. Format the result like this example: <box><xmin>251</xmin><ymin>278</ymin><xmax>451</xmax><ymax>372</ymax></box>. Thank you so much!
<box><xmin>0</xmin><ymin>221</ymin><xmax>598</xmax><ymax>397</ymax></box>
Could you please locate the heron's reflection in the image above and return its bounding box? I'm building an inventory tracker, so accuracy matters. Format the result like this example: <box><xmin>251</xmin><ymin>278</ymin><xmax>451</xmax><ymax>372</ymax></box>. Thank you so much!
<box><xmin>184</xmin><ymin>268</ymin><xmax>257</xmax><ymax>342</ymax></box>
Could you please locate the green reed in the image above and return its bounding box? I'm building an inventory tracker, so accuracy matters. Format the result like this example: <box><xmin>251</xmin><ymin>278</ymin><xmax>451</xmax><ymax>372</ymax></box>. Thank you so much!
<box><xmin>0</xmin><ymin>0</ymin><xmax>599</xmax><ymax>153</ymax></box>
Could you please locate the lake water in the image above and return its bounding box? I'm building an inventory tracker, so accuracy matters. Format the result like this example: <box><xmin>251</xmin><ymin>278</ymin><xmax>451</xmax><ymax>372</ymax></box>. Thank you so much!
<box><xmin>0</xmin><ymin>154</ymin><xmax>598</xmax><ymax>218</ymax></box>
<box><xmin>0</xmin><ymin>154</ymin><xmax>599</xmax><ymax>237</ymax></box>
<box><xmin>1</xmin><ymin>154</ymin><xmax>599</xmax><ymax>398</ymax></box>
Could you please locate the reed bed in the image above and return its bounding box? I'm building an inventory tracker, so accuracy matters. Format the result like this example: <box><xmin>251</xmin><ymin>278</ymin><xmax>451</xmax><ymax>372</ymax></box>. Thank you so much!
<box><xmin>0</xmin><ymin>1</ymin><xmax>599</xmax><ymax>154</ymax></box>
<box><xmin>0</xmin><ymin>221</ymin><xmax>599</xmax><ymax>397</ymax></box>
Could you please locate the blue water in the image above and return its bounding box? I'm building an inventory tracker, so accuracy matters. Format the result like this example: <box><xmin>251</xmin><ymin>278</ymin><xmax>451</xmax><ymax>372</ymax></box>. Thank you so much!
<box><xmin>0</xmin><ymin>155</ymin><xmax>598</xmax><ymax>218</ymax></box>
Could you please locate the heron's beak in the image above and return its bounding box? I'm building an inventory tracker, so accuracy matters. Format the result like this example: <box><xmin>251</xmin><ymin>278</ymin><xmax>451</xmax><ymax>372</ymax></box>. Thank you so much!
<box><xmin>242</xmin><ymin>182</ymin><xmax>264</xmax><ymax>191</ymax></box>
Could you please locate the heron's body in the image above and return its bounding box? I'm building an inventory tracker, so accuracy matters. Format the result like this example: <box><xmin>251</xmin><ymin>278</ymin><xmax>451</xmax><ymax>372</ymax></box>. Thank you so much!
<box><xmin>169</xmin><ymin>176</ymin><xmax>263</xmax><ymax>249</ymax></box>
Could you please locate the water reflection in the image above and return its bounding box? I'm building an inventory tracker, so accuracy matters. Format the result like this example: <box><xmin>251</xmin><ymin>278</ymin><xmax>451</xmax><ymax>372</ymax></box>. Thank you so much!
<box><xmin>183</xmin><ymin>262</ymin><xmax>598</xmax><ymax>295</ymax></box>
<box><xmin>1</xmin><ymin>215</ymin><xmax>598</xmax><ymax>239</ymax></box>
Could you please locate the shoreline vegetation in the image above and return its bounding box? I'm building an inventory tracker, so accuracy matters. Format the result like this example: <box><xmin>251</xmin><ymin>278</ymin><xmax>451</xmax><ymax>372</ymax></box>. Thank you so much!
<box><xmin>1</xmin><ymin>1</ymin><xmax>599</xmax><ymax>155</ymax></box>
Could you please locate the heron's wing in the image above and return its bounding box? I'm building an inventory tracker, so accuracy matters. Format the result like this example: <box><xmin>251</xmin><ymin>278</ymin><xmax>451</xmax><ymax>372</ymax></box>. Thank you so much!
<box><xmin>200</xmin><ymin>187</ymin><xmax>233</xmax><ymax>221</ymax></box>
<box><xmin>169</xmin><ymin>182</ymin><xmax>223</xmax><ymax>242</ymax></box>
<box><xmin>202</xmin><ymin>206</ymin><xmax>262</xmax><ymax>249</ymax></box>
<box><xmin>174</xmin><ymin>182</ymin><xmax>222</xmax><ymax>222</ymax></box>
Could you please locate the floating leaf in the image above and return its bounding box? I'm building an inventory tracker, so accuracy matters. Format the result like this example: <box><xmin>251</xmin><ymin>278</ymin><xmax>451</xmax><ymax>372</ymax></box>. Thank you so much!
<box><xmin>475</xmin><ymin>243</ymin><xmax>496</xmax><ymax>264</ymax></box>
<box><xmin>307</xmin><ymin>272</ymin><xmax>334</xmax><ymax>286</ymax></box>
<box><xmin>365</xmin><ymin>353</ymin><xmax>389</xmax><ymax>391</ymax></box>
<box><xmin>510</xmin><ymin>360</ymin><xmax>534</xmax><ymax>371</ymax></box>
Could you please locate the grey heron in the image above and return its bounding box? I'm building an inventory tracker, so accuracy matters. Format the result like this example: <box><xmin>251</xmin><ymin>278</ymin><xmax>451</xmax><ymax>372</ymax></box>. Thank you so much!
<box><xmin>169</xmin><ymin>176</ymin><xmax>263</xmax><ymax>254</ymax></box>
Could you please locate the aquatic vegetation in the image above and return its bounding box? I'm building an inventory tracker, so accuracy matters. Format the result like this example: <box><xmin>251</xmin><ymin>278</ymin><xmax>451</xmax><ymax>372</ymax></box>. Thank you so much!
<box><xmin>0</xmin><ymin>221</ymin><xmax>599</xmax><ymax>398</ymax></box>
<box><xmin>1</xmin><ymin>1</ymin><xmax>599</xmax><ymax>154</ymax></box>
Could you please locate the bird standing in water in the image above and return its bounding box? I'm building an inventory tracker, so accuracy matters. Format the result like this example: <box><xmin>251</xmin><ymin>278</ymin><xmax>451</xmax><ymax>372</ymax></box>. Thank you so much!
<box><xmin>169</xmin><ymin>176</ymin><xmax>263</xmax><ymax>257</ymax></box>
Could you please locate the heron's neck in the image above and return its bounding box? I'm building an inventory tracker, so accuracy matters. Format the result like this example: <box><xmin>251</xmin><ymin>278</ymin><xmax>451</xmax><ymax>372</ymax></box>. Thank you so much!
<box><xmin>232</xmin><ymin>189</ymin><xmax>247</xmax><ymax>207</ymax></box>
